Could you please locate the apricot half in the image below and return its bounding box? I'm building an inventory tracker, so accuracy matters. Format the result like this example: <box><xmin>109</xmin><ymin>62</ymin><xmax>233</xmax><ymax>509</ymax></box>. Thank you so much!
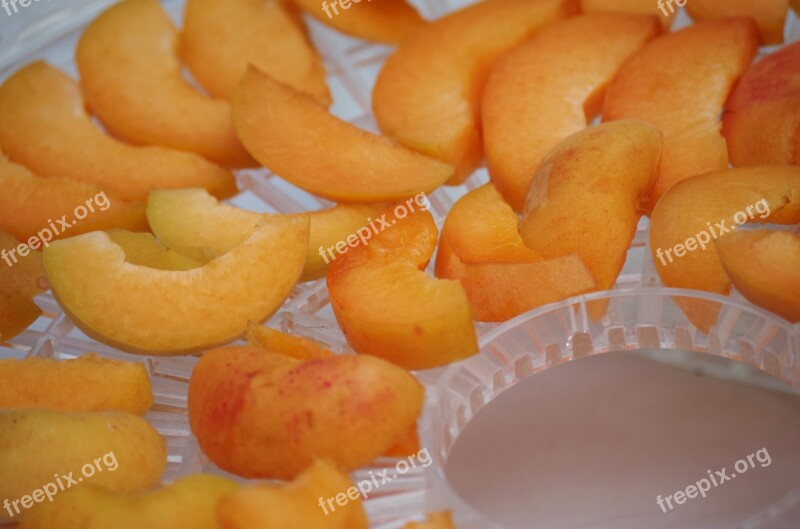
<box><xmin>723</xmin><ymin>42</ymin><xmax>800</xmax><ymax>166</ymax></box>
<box><xmin>650</xmin><ymin>166</ymin><xmax>800</xmax><ymax>330</ymax></box>
<box><xmin>146</xmin><ymin>188</ymin><xmax>386</xmax><ymax>281</ymax></box>
<box><xmin>188</xmin><ymin>345</ymin><xmax>423</xmax><ymax>479</ymax></box>
<box><xmin>483</xmin><ymin>13</ymin><xmax>660</xmax><ymax>210</ymax></box>
<box><xmin>76</xmin><ymin>0</ymin><xmax>254</xmax><ymax>168</ymax></box>
<box><xmin>0</xmin><ymin>62</ymin><xmax>236</xmax><ymax>202</ymax></box>
<box><xmin>218</xmin><ymin>460</ymin><xmax>368</xmax><ymax>529</ymax></box>
<box><xmin>519</xmin><ymin>121</ymin><xmax>662</xmax><ymax>319</ymax></box>
<box><xmin>43</xmin><ymin>215</ymin><xmax>309</xmax><ymax>354</ymax></box>
<box><xmin>579</xmin><ymin>0</ymin><xmax>675</xmax><ymax>28</ymax></box>
<box><xmin>233</xmin><ymin>67</ymin><xmax>452</xmax><ymax>202</ymax></box>
<box><xmin>435</xmin><ymin>185</ymin><xmax>595</xmax><ymax>322</ymax></box>
<box><xmin>181</xmin><ymin>0</ymin><xmax>329</xmax><ymax>105</ymax></box>
<box><xmin>372</xmin><ymin>0</ymin><xmax>578</xmax><ymax>183</ymax></box>
<box><xmin>328</xmin><ymin>206</ymin><xmax>477</xmax><ymax>370</ymax></box>
<box><xmin>716</xmin><ymin>230</ymin><xmax>800</xmax><ymax>323</ymax></box>
<box><xmin>288</xmin><ymin>0</ymin><xmax>424</xmax><ymax>44</ymax></box>
<box><xmin>686</xmin><ymin>0</ymin><xmax>790</xmax><ymax>44</ymax></box>
<box><xmin>604</xmin><ymin>19</ymin><xmax>760</xmax><ymax>209</ymax></box>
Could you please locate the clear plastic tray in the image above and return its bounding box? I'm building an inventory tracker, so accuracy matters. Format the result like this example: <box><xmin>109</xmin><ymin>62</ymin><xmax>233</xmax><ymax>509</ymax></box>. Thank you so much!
<box><xmin>1</xmin><ymin>2</ymin><xmax>799</xmax><ymax>528</ymax></box>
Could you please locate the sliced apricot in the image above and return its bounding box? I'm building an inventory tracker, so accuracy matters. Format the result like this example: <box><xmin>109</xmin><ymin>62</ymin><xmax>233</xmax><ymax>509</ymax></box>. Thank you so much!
<box><xmin>234</xmin><ymin>67</ymin><xmax>452</xmax><ymax>202</ymax></box>
<box><xmin>435</xmin><ymin>185</ymin><xmax>595</xmax><ymax>322</ymax></box>
<box><xmin>0</xmin><ymin>62</ymin><xmax>236</xmax><ymax>202</ymax></box>
<box><xmin>288</xmin><ymin>0</ymin><xmax>424</xmax><ymax>43</ymax></box>
<box><xmin>105</xmin><ymin>230</ymin><xmax>201</xmax><ymax>271</ymax></box>
<box><xmin>723</xmin><ymin>42</ymin><xmax>800</xmax><ymax>166</ymax></box>
<box><xmin>327</xmin><ymin>206</ymin><xmax>477</xmax><ymax>370</ymax></box>
<box><xmin>0</xmin><ymin>231</ymin><xmax>45</xmax><ymax>341</ymax></box>
<box><xmin>0</xmin><ymin>153</ymin><xmax>147</xmax><ymax>243</ymax></box>
<box><xmin>579</xmin><ymin>0</ymin><xmax>675</xmax><ymax>28</ymax></box>
<box><xmin>42</xmin><ymin>215</ymin><xmax>309</xmax><ymax>355</ymax></box>
<box><xmin>519</xmin><ymin>121</ymin><xmax>662</xmax><ymax>319</ymax></box>
<box><xmin>483</xmin><ymin>14</ymin><xmax>660</xmax><ymax>210</ymax></box>
<box><xmin>246</xmin><ymin>322</ymin><xmax>334</xmax><ymax>361</ymax></box>
<box><xmin>650</xmin><ymin>166</ymin><xmax>800</xmax><ymax>331</ymax></box>
<box><xmin>76</xmin><ymin>0</ymin><xmax>255</xmax><ymax>168</ymax></box>
<box><xmin>181</xmin><ymin>0</ymin><xmax>330</xmax><ymax>105</ymax></box>
<box><xmin>716</xmin><ymin>230</ymin><xmax>800</xmax><ymax>323</ymax></box>
<box><xmin>146</xmin><ymin>188</ymin><xmax>386</xmax><ymax>281</ymax></box>
<box><xmin>604</xmin><ymin>19</ymin><xmax>760</xmax><ymax>209</ymax></box>
<box><xmin>686</xmin><ymin>0</ymin><xmax>790</xmax><ymax>44</ymax></box>
<box><xmin>372</xmin><ymin>0</ymin><xmax>578</xmax><ymax>183</ymax></box>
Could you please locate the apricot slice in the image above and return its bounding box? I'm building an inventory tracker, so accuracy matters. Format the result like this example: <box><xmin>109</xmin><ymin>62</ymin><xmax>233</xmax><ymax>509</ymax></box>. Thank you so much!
<box><xmin>20</xmin><ymin>474</ymin><xmax>238</xmax><ymax>529</ymax></box>
<box><xmin>716</xmin><ymin>230</ymin><xmax>800</xmax><ymax>323</ymax></box>
<box><xmin>106</xmin><ymin>230</ymin><xmax>201</xmax><ymax>271</ymax></box>
<box><xmin>328</xmin><ymin>206</ymin><xmax>477</xmax><ymax>370</ymax></box>
<box><xmin>0</xmin><ymin>62</ymin><xmax>236</xmax><ymax>202</ymax></box>
<box><xmin>43</xmin><ymin>215</ymin><xmax>309</xmax><ymax>355</ymax></box>
<box><xmin>0</xmin><ymin>230</ymin><xmax>45</xmax><ymax>341</ymax></box>
<box><xmin>0</xmin><ymin>354</ymin><xmax>152</xmax><ymax>415</ymax></box>
<box><xmin>146</xmin><ymin>188</ymin><xmax>386</xmax><ymax>281</ymax></box>
<box><xmin>246</xmin><ymin>322</ymin><xmax>334</xmax><ymax>361</ymax></box>
<box><xmin>0</xmin><ymin>153</ymin><xmax>148</xmax><ymax>243</ymax></box>
<box><xmin>604</xmin><ymin>19</ymin><xmax>760</xmax><ymax>209</ymax></box>
<box><xmin>650</xmin><ymin>166</ymin><xmax>800</xmax><ymax>331</ymax></box>
<box><xmin>372</xmin><ymin>0</ymin><xmax>578</xmax><ymax>183</ymax></box>
<box><xmin>435</xmin><ymin>185</ymin><xmax>595</xmax><ymax>322</ymax></box>
<box><xmin>519</xmin><ymin>121</ymin><xmax>662</xmax><ymax>319</ymax></box>
<box><xmin>181</xmin><ymin>0</ymin><xmax>330</xmax><ymax>105</ymax></box>
<box><xmin>723</xmin><ymin>42</ymin><xmax>800</xmax><ymax>166</ymax></box>
<box><xmin>483</xmin><ymin>13</ymin><xmax>661</xmax><ymax>210</ymax></box>
<box><xmin>76</xmin><ymin>0</ymin><xmax>254</xmax><ymax>168</ymax></box>
<box><xmin>0</xmin><ymin>409</ymin><xmax>166</xmax><ymax>521</ymax></box>
<box><xmin>218</xmin><ymin>460</ymin><xmax>368</xmax><ymax>528</ymax></box>
<box><xmin>234</xmin><ymin>67</ymin><xmax>452</xmax><ymax>201</ymax></box>
<box><xmin>188</xmin><ymin>345</ymin><xmax>423</xmax><ymax>479</ymax></box>
<box><xmin>288</xmin><ymin>0</ymin><xmax>424</xmax><ymax>44</ymax></box>
<box><xmin>579</xmin><ymin>0</ymin><xmax>675</xmax><ymax>28</ymax></box>
<box><xmin>686</xmin><ymin>0</ymin><xmax>790</xmax><ymax>44</ymax></box>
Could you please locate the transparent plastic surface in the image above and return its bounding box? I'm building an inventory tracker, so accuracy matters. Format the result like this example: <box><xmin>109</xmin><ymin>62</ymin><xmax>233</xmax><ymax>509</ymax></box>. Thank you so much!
<box><xmin>1</xmin><ymin>2</ymin><xmax>799</xmax><ymax>528</ymax></box>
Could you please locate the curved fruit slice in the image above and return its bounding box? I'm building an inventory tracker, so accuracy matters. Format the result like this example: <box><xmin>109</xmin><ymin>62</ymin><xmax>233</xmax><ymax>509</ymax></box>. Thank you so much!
<box><xmin>234</xmin><ymin>67</ymin><xmax>453</xmax><ymax>201</ymax></box>
<box><xmin>372</xmin><ymin>0</ymin><xmax>578</xmax><ymax>183</ymax></box>
<box><xmin>0</xmin><ymin>153</ymin><xmax>147</xmax><ymax>243</ymax></box>
<box><xmin>246</xmin><ymin>322</ymin><xmax>334</xmax><ymax>361</ymax></box>
<box><xmin>0</xmin><ymin>354</ymin><xmax>152</xmax><ymax>415</ymax></box>
<box><xmin>650</xmin><ymin>166</ymin><xmax>800</xmax><ymax>331</ymax></box>
<box><xmin>723</xmin><ymin>42</ymin><xmax>800</xmax><ymax>166</ymax></box>
<box><xmin>716</xmin><ymin>230</ymin><xmax>800</xmax><ymax>323</ymax></box>
<box><xmin>435</xmin><ymin>185</ymin><xmax>595</xmax><ymax>322</ymax></box>
<box><xmin>686</xmin><ymin>0</ymin><xmax>789</xmax><ymax>44</ymax></box>
<box><xmin>181</xmin><ymin>0</ymin><xmax>330</xmax><ymax>104</ymax></box>
<box><xmin>328</xmin><ymin>206</ymin><xmax>477</xmax><ymax>370</ymax></box>
<box><xmin>76</xmin><ymin>0</ymin><xmax>255</xmax><ymax>168</ymax></box>
<box><xmin>218</xmin><ymin>461</ymin><xmax>368</xmax><ymax>528</ymax></box>
<box><xmin>189</xmin><ymin>345</ymin><xmax>423</xmax><ymax>479</ymax></box>
<box><xmin>106</xmin><ymin>230</ymin><xmax>201</xmax><ymax>271</ymax></box>
<box><xmin>146</xmin><ymin>188</ymin><xmax>386</xmax><ymax>281</ymax></box>
<box><xmin>20</xmin><ymin>474</ymin><xmax>238</xmax><ymax>529</ymax></box>
<box><xmin>0</xmin><ymin>62</ymin><xmax>236</xmax><ymax>202</ymax></box>
<box><xmin>43</xmin><ymin>215</ymin><xmax>309</xmax><ymax>354</ymax></box>
<box><xmin>0</xmin><ymin>230</ymin><xmax>45</xmax><ymax>341</ymax></box>
<box><xmin>604</xmin><ymin>19</ymin><xmax>760</xmax><ymax>209</ymax></box>
<box><xmin>483</xmin><ymin>14</ymin><xmax>660</xmax><ymax>210</ymax></box>
<box><xmin>288</xmin><ymin>0</ymin><xmax>424</xmax><ymax>44</ymax></box>
<box><xmin>519</xmin><ymin>121</ymin><xmax>662</xmax><ymax>319</ymax></box>
<box><xmin>579</xmin><ymin>0</ymin><xmax>675</xmax><ymax>28</ymax></box>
